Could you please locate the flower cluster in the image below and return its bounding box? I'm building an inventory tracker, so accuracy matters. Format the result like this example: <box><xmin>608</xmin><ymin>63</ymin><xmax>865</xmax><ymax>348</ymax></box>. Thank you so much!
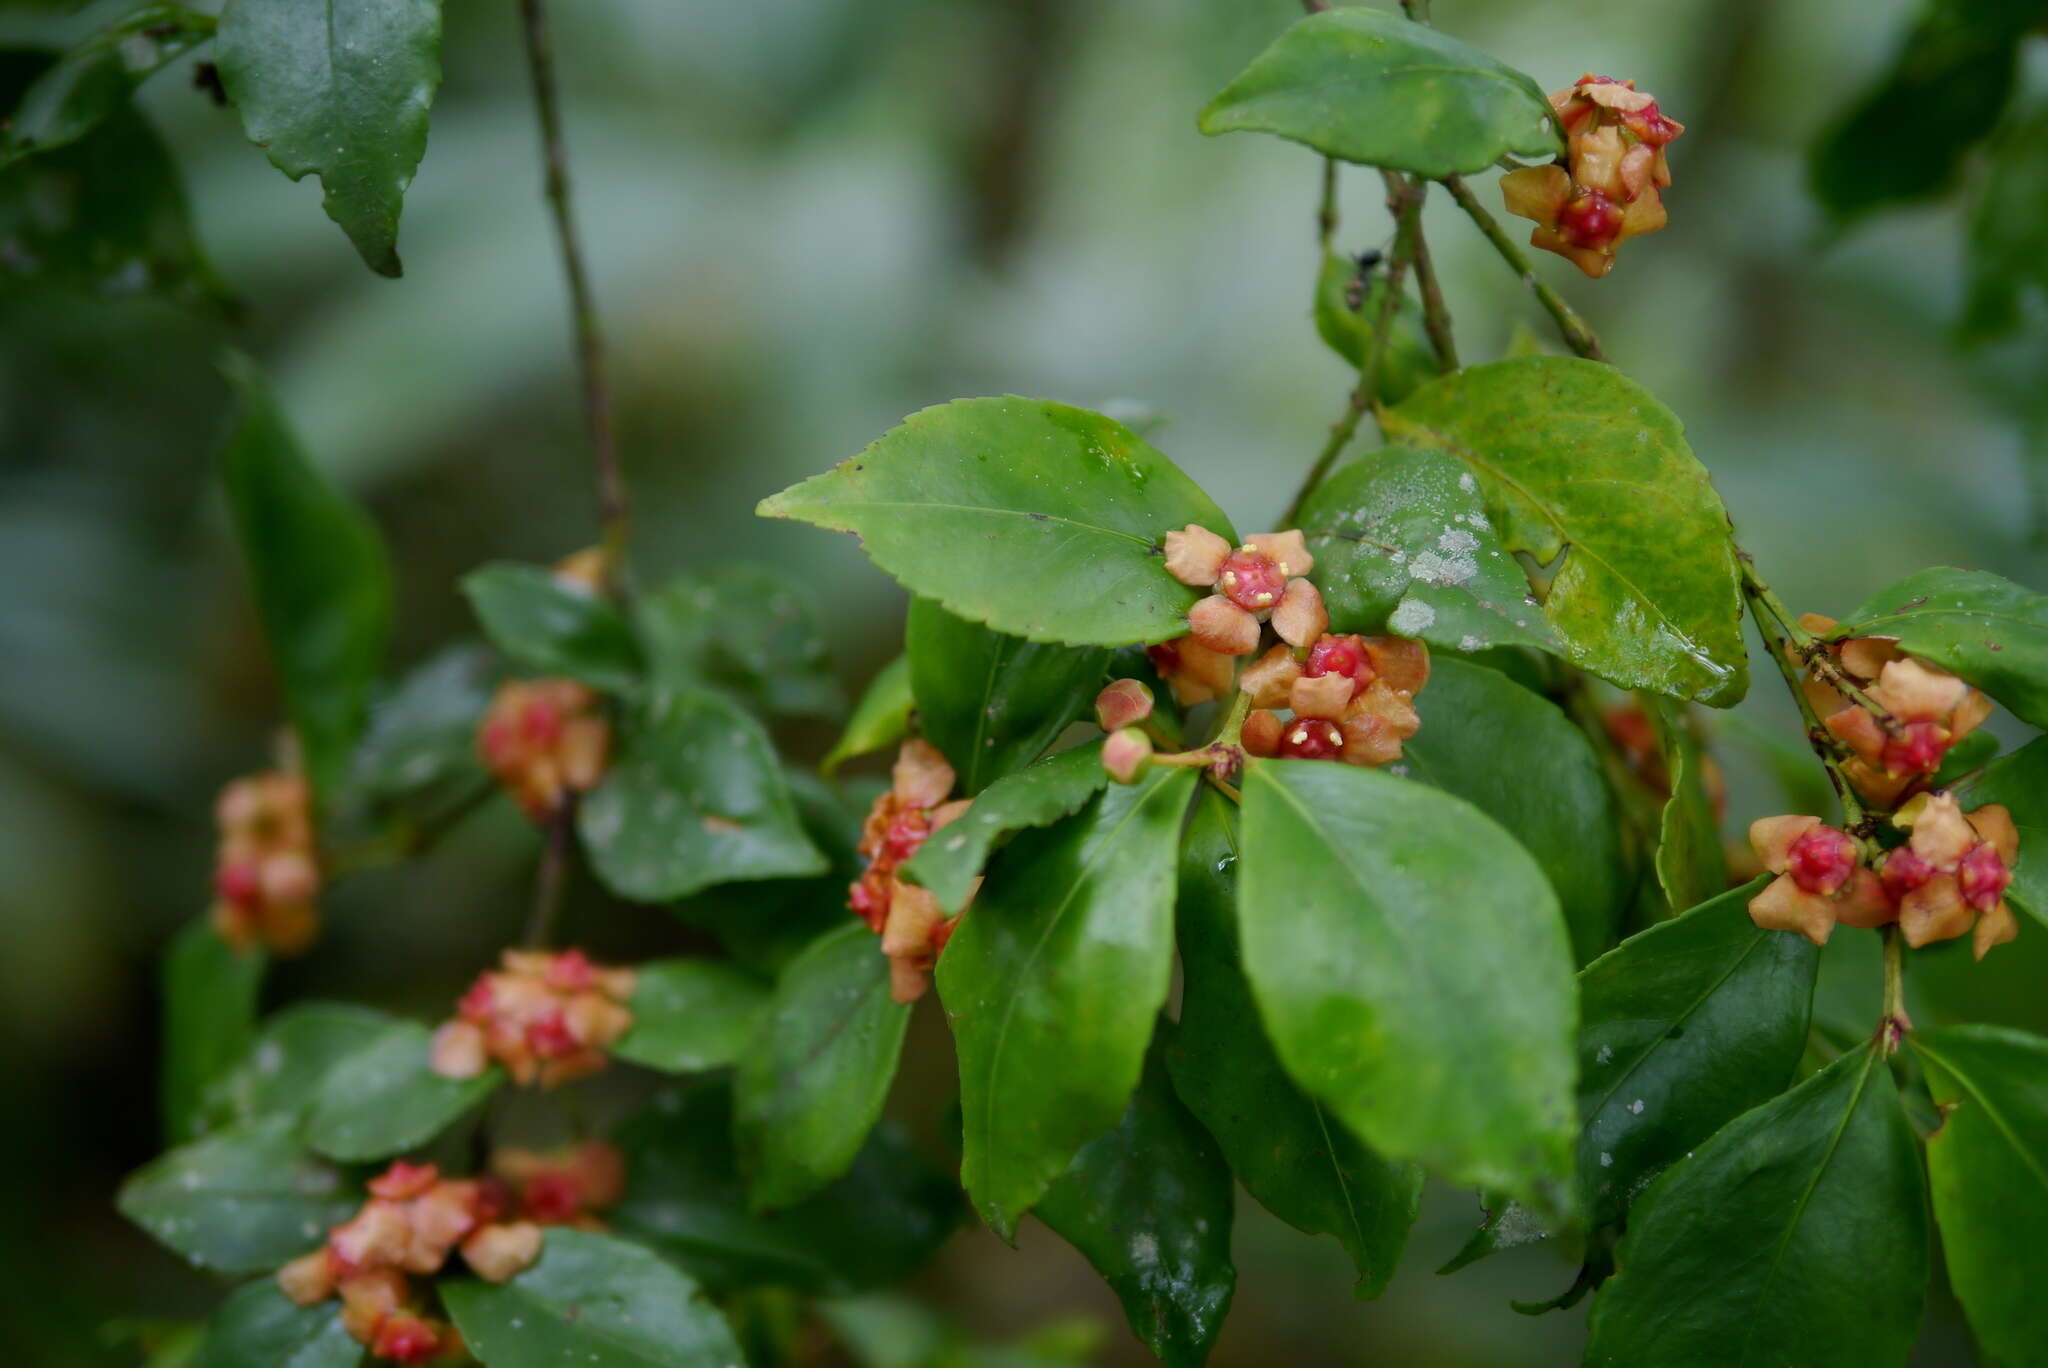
<box><xmin>476</xmin><ymin>678</ymin><xmax>611</xmax><ymax>822</ymax></box>
<box><xmin>1501</xmin><ymin>75</ymin><xmax>1682</xmax><ymax>278</ymax></box>
<box><xmin>1160</xmin><ymin>526</ymin><xmax>1324</xmax><ymax>663</ymax></box>
<box><xmin>429</xmin><ymin>948</ymin><xmax>636</xmax><ymax>1088</ymax></box>
<box><xmin>210</xmin><ymin>771</ymin><xmax>321</xmax><ymax>956</ymax></box>
<box><xmin>276</xmin><ymin>1161</ymin><xmax>529</xmax><ymax>1363</ymax></box>
<box><xmin>487</xmin><ymin>1140</ymin><xmax>626</xmax><ymax>1229</ymax></box>
<box><xmin>1239</xmin><ymin>633</ymin><xmax>1428</xmax><ymax>767</ymax></box>
<box><xmin>1747</xmin><ymin>794</ymin><xmax>2019</xmax><ymax>957</ymax></box>
<box><xmin>851</xmin><ymin>739</ymin><xmax>972</xmax><ymax>1004</ymax></box>
<box><xmin>1798</xmin><ymin>615</ymin><xmax>1993</xmax><ymax>806</ymax></box>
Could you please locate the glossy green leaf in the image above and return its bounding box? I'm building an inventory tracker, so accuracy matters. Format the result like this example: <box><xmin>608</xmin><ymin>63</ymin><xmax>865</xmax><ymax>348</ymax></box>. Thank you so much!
<box><xmin>1037</xmin><ymin>1031</ymin><xmax>1235</xmax><ymax>1368</ymax></box>
<box><xmin>188</xmin><ymin>1281</ymin><xmax>360</xmax><ymax>1368</ymax></box>
<box><xmin>1404</xmin><ymin>658</ymin><xmax>1625</xmax><ymax>965</ymax></box>
<box><xmin>216</xmin><ymin>0</ymin><xmax>442</xmax><ymax>276</ymax></box>
<box><xmin>117</xmin><ymin>1116</ymin><xmax>354</xmax><ymax>1274</ymax></box>
<box><xmin>899</xmin><ymin>741</ymin><xmax>1107</xmax><ymax>913</ymax></box>
<box><xmin>1829</xmin><ymin>566</ymin><xmax>2048</xmax><ymax>728</ymax></box>
<box><xmin>1382</xmin><ymin>358</ymin><xmax>1747</xmax><ymax>706</ymax></box>
<box><xmin>635</xmin><ymin>564</ymin><xmax>844</xmax><ymax>720</ymax></box>
<box><xmin>758</xmin><ymin>397</ymin><xmax>1235</xmax><ymax>647</ymax></box>
<box><xmin>1962</xmin><ymin>99</ymin><xmax>2048</xmax><ymax>339</ymax></box>
<box><xmin>1312</xmin><ymin>251</ymin><xmax>1435</xmax><ymax>408</ymax></box>
<box><xmin>612</xmin><ymin>959</ymin><xmax>771</xmax><ymax>1075</ymax></box>
<box><xmin>939</xmin><ymin>769</ymin><xmax>1196</xmax><ymax>1238</ymax></box>
<box><xmin>1910</xmin><ymin>1024</ymin><xmax>2048</xmax><ymax>1368</ymax></box>
<box><xmin>462</xmin><ymin>561</ymin><xmax>642</xmax><ymax>693</ymax></box>
<box><xmin>610</xmin><ymin>1084</ymin><xmax>959</xmax><ymax>1295</ymax></box>
<box><xmin>1299</xmin><ymin>446</ymin><xmax>1557</xmax><ymax>657</ymax></box>
<box><xmin>1646</xmin><ymin>698</ymin><xmax>1727</xmax><ymax>915</ymax></box>
<box><xmin>1809</xmin><ymin>0</ymin><xmax>2044</xmax><ymax>223</ymax></box>
<box><xmin>302</xmin><ymin>1020</ymin><xmax>502</xmax><ymax>1163</ymax></box>
<box><xmin>342</xmin><ymin>643</ymin><xmax>497</xmax><ymax>831</ymax></box>
<box><xmin>1198</xmin><ymin>8</ymin><xmax>1562</xmax><ymax>176</ymax></box>
<box><xmin>1</xmin><ymin>5</ymin><xmax>215</xmax><ymax>166</ymax></box>
<box><xmin>442</xmin><ymin>1229</ymin><xmax>744</xmax><ymax>1368</ymax></box>
<box><xmin>907</xmin><ymin>598</ymin><xmax>1107</xmax><ymax>794</ymax></box>
<box><xmin>1166</xmin><ymin>792</ymin><xmax>1421</xmax><ymax>1298</ymax></box>
<box><xmin>1239</xmin><ymin>760</ymin><xmax>1577</xmax><ymax>1219</ymax></box>
<box><xmin>163</xmin><ymin>919</ymin><xmax>266</xmax><ymax>1144</ymax></box>
<box><xmin>734</xmin><ymin>923</ymin><xmax>908</xmax><ymax>1211</ymax></box>
<box><xmin>823</xmin><ymin>655</ymin><xmax>914</xmax><ymax>776</ymax></box>
<box><xmin>220</xmin><ymin>352</ymin><xmax>392</xmax><ymax>804</ymax></box>
<box><xmin>0</xmin><ymin>54</ymin><xmax>225</xmax><ymax>306</ymax></box>
<box><xmin>202</xmin><ymin>1002</ymin><xmax>395</xmax><ymax>1130</ymax></box>
<box><xmin>1958</xmin><ymin>736</ymin><xmax>2047</xmax><ymax>924</ymax></box>
<box><xmin>581</xmin><ymin>685</ymin><xmax>826</xmax><ymax>901</ymax></box>
<box><xmin>1584</xmin><ymin>1045</ymin><xmax>1927</xmax><ymax>1367</ymax></box>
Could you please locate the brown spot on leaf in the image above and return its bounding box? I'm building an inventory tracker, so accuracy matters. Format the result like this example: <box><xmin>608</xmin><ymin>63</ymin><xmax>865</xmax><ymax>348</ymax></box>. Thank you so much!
<box><xmin>700</xmin><ymin>815</ymin><xmax>742</xmax><ymax>836</ymax></box>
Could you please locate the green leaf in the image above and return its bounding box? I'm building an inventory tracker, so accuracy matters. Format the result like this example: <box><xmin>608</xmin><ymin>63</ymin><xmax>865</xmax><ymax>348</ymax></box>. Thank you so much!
<box><xmin>823</xmin><ymin>655</ymin><xmax>914</xmax><ymax>776</ymax></box>
<box><xmin>1382</xmin><ymin>357</ymin><xmax>1748</xmax><ymax>706</ymax></box>
<box><xmin>758</xmin><ymin>397</ymin><xmax>1236</xmax><ymax>647</ymax></box>
<box><xmin>610</xmin><ymin>1083</ymin><xmax>959</xmax><ymax>1295</ymax></box>
<box><xmin>163</xmin><ymin>919</ymin><xmax>266</xmax><ymax>1144</ymax></box>
<box><xmin>202</xmin><ymin>1001</ymin><xmax>395</xmax><ymax>1130</ymax></box>
<box><xmin>939</xmin><ymin>769</ymin><xmax>1196</xmax><ymax>1238</ymax></box>
<box><xmin>220</xmin><ymin>352</ymin><xmax>393</xmax><ymax>804</ymax></box>
<box><xmin>1238</xmin><ymin>760</ymin><xmax>1578</xmax><ymax>1220</ymax></box>
<box><xmin>1166</xmin><ymin>792</ymin><xmax>1421</xmax><ymax>1298</ymax></box>
<box><xmin>462</xmin><ymin>561</ymin><xmax>642</xmax><ymax>693</ymax></box>
<box><xmin>1958</xmin><ymin>736</ymin><xmax>2047</xmax><ymax>925</ymax></box>
<box><xmin>1198</xmin><ymin>8</ymin><xmax>1562</xmax><ymax>176</ymax></box>
<box><xmin>1584</xmin><ymin>1044</ymin><xmax>1927</xmax><ymax>1367</ymax></box>
<box><xmin>907</xmin><ymin>598</ymin><xmax>1107</xmax><ymax>795</ymax></box>
<box><xmin>1037</xmin><ymin>1030</ymin><xmax>1235</xmax><ymax>1368</ymax></box>
<box><xmin>442</xmin><ymin>1228</ymin><xmax>744</xmax><ymax>1368</ymax></box>
<box><xmin>579</xmin><ymin>685</ymin><xmax>828</xmax><ymax>901</ymax></box>
<box><xmin>1</xmin><ymin>5</ymin><xmax>215</xmax><ymax>166</ymax></box>
<box><xmin>635</xmin><ymin>564</ymin><xmax>845</xmax><ymax>720</ymax></box>
<box><xmin>1404</xmin><ymin>658</ymin><xmax>1626</xmax><ymax>965</ymax></box>
<box><xmin>611</xmin><ymin>959</ymin><xmax>771</xmax><ymax>1075</ymax></box>
<box><xmin>1809</xmin><ymin>0</ymin><xmax>2044</xmax><ymax>223</ymax></box>
<box><xmin>1645</xmin><ymin>698</ymin><xmax>1727</xmax><ymax>915</ymax></box>
<box><xmin>1576</xmin><ymin>878</ymin><xmax>1817</xmax><ymax>1231</ymax></box>
<box><xmin>1312</xmin><ymin>251</ymin><xmax>1435</xmax><ymax>408</ymax></box>
<box><xmin>734</xmin><ymin>923</ymin><xmax>909</xmax><ymax>1211</ymax></box>
<box><xmin>1298</xmin><ymin>446</ymin><xmax>1557</xmax><ymax>657</ymax></box>
<box><xmin>0</xmin><ymin>54</ymin><xmax>226</xmax><ymax>306</ymax></box>
<box><xmin>1829</xmin><ymin>566</ymin><xmax>2048</xmax><ymax>728</ymax></box>
<box><xmin>215</xmin><ymin>0</ymin><xmax>442</xmax><ymax>276</ymax></box>
<box><xmin>899</xmin><ymin>741</ymin><xmax>1108</xmax><ymax>913</ymax></box>
<box><xmin>342</xmin><ymin>643</ymin><xmax>497</xmax><ymax>831</ymax></box>
<box><xmin>1962</xmin><ymin>99</ymin><xmax>2048</xmax><ymax>339</ymax></box>
<box><xmin>302</xmin><ymin>1020</ymin><xmax>502</xmax><ymax>1163</ymax></box>
<box><xmin>188</xmin><ymin>1281</ymin><xmax>361</xmax><ymax>1368</ymax></box>
<box><xmin>117</xmin><ymin>1116</ymin><xmax>354</xmax><ymax>1274</ymax></box>
<box><xmin>1910</xmin><ymin>1024</ymin><xmax>2048</xmax><ymax>1368</ymax></box>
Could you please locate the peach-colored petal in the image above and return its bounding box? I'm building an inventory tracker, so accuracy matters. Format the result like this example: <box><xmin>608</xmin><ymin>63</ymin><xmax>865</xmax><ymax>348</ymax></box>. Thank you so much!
<box><xmin>1796</xmin><ymin>613</ymin><xmax>1839</xmax><ymax>637</ymax></box>
<box><xmin>1951</xmin><ymin>688</ymin><xmax>1994</xmax><ymax>739</ymax></box>
<box><xmin>1833</xmin><ymin>869</ymin><xmax>1899</xmax><ymax>930</ymax></box>
<box><xmin>1570</xmin><ymin>126</ymin><xmax>1627</xmax><ymax>198</ymax></box>
<box><xmin>892</xmin><ymin>738</ymin><xmax>955</xmax><ymax>807</ymax></box>
<box><xmin>1901</xmin><ymin>875</ymin><xmax>1973</xmax><ymax>947</ymax></box>
<box><xmin>1272</xmin><ymin>579</ymin><xmax>1328</xmax><ymax>649</ymax></box>
<box><xmin>1164</xmin><ymin>524</ymin><xmax>1231</xmax><ymax>587</ymax></box>
<box><xmin>1502</xmin><ymin>165</ymin><xmax>1572</xmax><ymax>226</ymax></box>
<box><xmin>1908</xmin><ymin>792</ymin><xmax>1977</xmax><ymax>868</ymax></box>
<box><xmin>1618</xmin><ymin>143</ymin><xmax>1655</xmax><ymax>201</ymax></box>
<box><xmin>430</xmin><ymin>1021</ymin><xmax>488</xmax><ymax>1080</ymax></box>
<box><xmin>1872</xmin><ymin>658</ymin><xmax>1969</xmax><ymax>723</ymax></box>
<box><xmin>1824</xmin><ymin>706</ymin><xmax>1887</xmax><ymax>765</ymax></box>
<box><xmin>1747</xmin><ymin>874</ymin><xmax>1835</xmax><ymax>946</ymax></box>
<box><xmin>278</xmin><ymin>1250</ymin><xmax>336</xmax><ymax>1306</ymax></box>
<box><xmin>1843</xmin><ymin>757</ymin><xmax>1914</xmax><ymax>807</ymax></box>
<box><xmin>881</xmin><ymin>880</ymin><xmax>946</xmax><ymax>961</ymax></box>
<box><xmin>462</xmin><ymin>1222</ymin><xmax>543</xmax><ymax>1283</ymax></box>
<box><xmin>1242</xmin><ymin>709</ymin><xmax>1284</xmax><ymax>758</ymax></box>
<box><xmin>1289</xmin><ymin>673</ymin><xmax>1355</xmax><ymax>722</ymax></box>
<box><xmin>1837</xmin><ymin>636</ymin><xmax>1901</xmax><ymax>681</ymax></box>
<box><xmin>1189</xmin><ymin>596</ymin><xmax>1260</xmax><ymax>655</ymax></box>
<box><xmin>1974</xmin><ymin>901</ymin><xmax>2019</xmax><ymax>961</ymax></box>
<box><xmin>1579</xmin><ymin>78</ymin><xmax>1656</xmax><ymax>112</ymax></box>
<box><xmin>1336</xmin><ymin>682</ymin><xmax>1421</xmax><ymax>767</ymax></box>
<box><xmin>1617</xmin><ymin>186</ymin><xmax>1667</xmax><ymax>241</ymax></box>
<box><xmin>1362</xmin><ymin>637</ymin><xmax>1430</xmax><ymax>697</ymax></box>
<box><xmin>1237</xmin><ymin>644</ymin><xmax>1300</xmax><ymax>709</ymax></box>
<box><xmin>929</xmin><ymin>798</ymin><xmax>973</xmax><ymax>833</ymax></box>
<box><xmin>1748</xmin><ymin>814</ymin><xmax>1822</xmax><ymax>875</ymax></box>
<box><xmin>888</xmin><ymin>957</ymin><xmax>932</xmax><ymax>1005</ymax></box>
<box><xmin>1966</xmin><ymin>804</ymin><xmax>2019</xmax><ymax>866</ymax></box>
<box><xmin>1244</xmin><ymin>531</ymin><xmax>1313</xmax><ymax>578</ymax></box>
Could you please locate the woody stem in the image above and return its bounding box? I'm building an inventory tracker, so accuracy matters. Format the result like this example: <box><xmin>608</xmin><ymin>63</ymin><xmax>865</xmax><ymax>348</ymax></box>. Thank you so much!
<box><xmin>1740</xmin><ymin>571</ymin><xmax>1867</xmax><ymax>829</ymax></box>
<box><xmin>1879</xmin><ymin>925</ymin><xmax>1911</xmax><ymax>1053</ymax></box>
<box><xmin>522</xmin><ymin>803</ymin><xmax>574</xmax><ymax>948</ymax></box>
<box><xmin>1439</xmin><ymin>173</ymin><xmax>1608</xmax><ymax>363</ymax></box>
<box><xmin>1736</xmin><ymin>558</ymin><xmax>1904</xmax><ymax>736</ymax></box>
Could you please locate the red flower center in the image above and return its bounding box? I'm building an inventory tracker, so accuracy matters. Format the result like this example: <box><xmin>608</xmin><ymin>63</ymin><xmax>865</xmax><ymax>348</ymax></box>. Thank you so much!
<box><xmin>1958</xmin><ymin>844</ymin><xmax>2011</xmax><ymax>912</ymax></box>
<box><xmin>1880</xmin><ymin>720</ymin><xmax>1950</xmax><ymax>776</ymax></box>
<box><xmin>1279</xmin><ymin>719</ymin><xmax>1344</xmax><ymax>761</ymax></box>
<box><xmin>1217</xmin><ymin>550</ymin><xmax>1286</xmax><ymax>612</ymax></box>
<box><xmin>1786</xmin><ymin>825</ymin><xmax>1856</xmax><ymax>896</ymax></box>
<box><xmin>1557</xmin><ymin>191</ymin><xmax>1623</xmax><ymax>250</ymax></box>
<box><xmin>1879</xmin><ymin>846</ymin><xmax>1934</xmax><ymax>900</ymax></box>
<box><xmin>1304</xmin><ymin>634</ymin><xmax>1374</xmax><ymax>684</ymax></box>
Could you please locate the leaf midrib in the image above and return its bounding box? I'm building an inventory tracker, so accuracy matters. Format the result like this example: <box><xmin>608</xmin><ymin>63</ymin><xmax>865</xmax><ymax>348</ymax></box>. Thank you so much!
<box><xmin>1911</xmin><ymin>1037</ymin><xmax>2048</xmax><ymax>1198</ymax></box>
<box><xmin>774</xmin><ymin>498</ymin><xmax>1158</xmax><ymax>549</ymax></box>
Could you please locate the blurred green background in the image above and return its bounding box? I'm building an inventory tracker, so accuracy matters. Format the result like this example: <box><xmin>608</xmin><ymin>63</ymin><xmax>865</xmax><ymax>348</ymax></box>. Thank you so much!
<box><xmin>3</xmin><ymin>0</ymin><xmax>2043</xmax><ymax>1362</ymax></box>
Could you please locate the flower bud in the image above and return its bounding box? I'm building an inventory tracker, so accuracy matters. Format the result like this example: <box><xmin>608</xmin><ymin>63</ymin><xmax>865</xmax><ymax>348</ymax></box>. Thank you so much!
<box><xmin>1094</xmin><ymin>678</ymin><xmax>1155</xmax><ymax>732</ymax></box>
<box><xmin>1102</xmin><ymin>729</ymin><xmax>1154</xmax><ymax>784</ymax></box>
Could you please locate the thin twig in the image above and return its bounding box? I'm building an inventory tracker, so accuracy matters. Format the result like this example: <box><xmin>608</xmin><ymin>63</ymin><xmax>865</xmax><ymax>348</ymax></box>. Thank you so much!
<box><xmin>1737</xmin><ymin>557</ymin><xmax>1903</xmax><ymax>735</ymax></box>
<box><xmin>1386</xmin><ymin>169</ymin><xmax>1458</xmax><ymax>372</ymax></box>
<box><xmin>518</xmin><ymin>0</ymin><xmax>630</xmax><ymax>576</ymax></box>
<box><xmin>1439</xmin><ymin>173</ymin><xmax>1607</xmax><ymax>363</ymax></box>
<box><xmin>1879</xmin><ymin>926</ymin><xmax>1911</xmax><ymax>1053</ymax></box>
<box><xmin>1317</xmin><ymin>158</ymin><xmax>1339</xmax><ymax>250</ymax></box>
<box><xmin>1739</xmin><ymin>578</ymin><xmax>1865</xmax><ymax>829</ymax></box>
<box><xmin>522</xmin><ymin>804</ymin><xmax>574</xmax><ymax>948</ymax></box>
